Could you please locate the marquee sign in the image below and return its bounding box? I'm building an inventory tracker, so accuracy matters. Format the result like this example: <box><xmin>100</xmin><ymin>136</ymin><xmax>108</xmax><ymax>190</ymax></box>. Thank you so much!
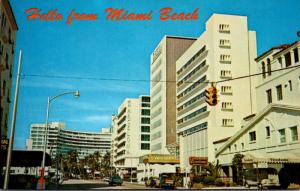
<box><xmin>142</xmin><ymin>154</ymin><xmax>179</xmax><ymax>164</ymax></box>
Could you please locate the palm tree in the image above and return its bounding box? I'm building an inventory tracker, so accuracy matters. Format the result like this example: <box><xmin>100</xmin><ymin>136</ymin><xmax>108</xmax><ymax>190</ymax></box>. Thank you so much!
<box><xmin>204</xmin><ymin>161</ymin><xmax>222</xmax><ymax>178</ymax></box>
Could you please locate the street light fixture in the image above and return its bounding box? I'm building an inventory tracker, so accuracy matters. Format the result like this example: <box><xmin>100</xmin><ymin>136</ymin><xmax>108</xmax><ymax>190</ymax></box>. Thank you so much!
<box><xmin>39</xmin><ymin>91</ymin><xmax>80</xmax><ymax>189</ymax></box>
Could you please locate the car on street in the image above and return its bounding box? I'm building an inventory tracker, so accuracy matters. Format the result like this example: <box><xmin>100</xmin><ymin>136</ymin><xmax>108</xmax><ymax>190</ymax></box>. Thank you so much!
<box><xmin>108</xmin><ymin>175</ymin><xmax>123</xmax><ymax>186</ymax></box>
<box><xmin>243</xmin><ymin>167</ymin><xmax>280</xmax><ymax>189</ymax></box>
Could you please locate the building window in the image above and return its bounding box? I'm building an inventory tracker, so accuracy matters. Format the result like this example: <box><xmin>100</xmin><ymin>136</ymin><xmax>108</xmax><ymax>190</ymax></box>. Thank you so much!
<box><xmin>249</xmin><ymin>131</ymin><xmax>256</xmax><ymax>142</ymax></box>
<box><xmin>262</xmin><ymin>62</ymin><xmax>266</xmax><ymax>78</ymax></box>
<box><xmin>141</xmin><ymin>143</ymin><xmax>150</xmax><ymax>150</ymax></box>
<box><xmin>219</xmin><ymin>39</ymin><xmax>231</xmax><ymax>48</ymax></box>
<box><xmin>141</xmin><ymin>117</ymin><xmax>150</xmax><ymax>124</ymax></box>
<box><xmin>285</xmin><ymin>52</ymin><xmax>291</xmax><ymax>67</ymax></box>
<box><xmin>265</xmin><ymin>126</ymin><xmax>270</xmax><ymax>137</ymax></box>
<box><xmin>276</xmin><ymin>85</ymin><xmax>283</xmax><ymax>101</ymax></box>
<box><xmin>142</xmin><ymin>96</ymin><xmax>150</xmax><ymax>103</ymax></box>
<box><xmin>278</xmin><ymin>57</ymin><xmax>283</xmax><ymax>68</ymax></box>
<box><xmin>241</xmin><ymin>143</ymin><xmax>244</xmax><ymax>150</ymax></box>
<box><xmin>221</xmin><ymin>102</ymin><xmax>233</xmax><ymax>111</ymax></box>
<box><xmin>294</xmin><ymin>48</ymin><xmax>299</xmax><ymax>63</ymax></box>
<box><xmin>288</xmin><ymin>80</ymin><xmax>293</xmax><ymax>91</ymax></box>
<box><xmin>141</xmin><ymin>134</ymin><xmax>150</xmax><ymax>141</ymax></box>
<box><xmin>234</xmin><ymin>144</ymin><xmax>237</xmax><ymax>151</ymax></box>
<box><xmin>221</xmin><ymin>86</ymin><xmax>232</xmax><ymax>94</ymax></box>
<box><xmin>141</xmin><ymin>109</ymin><xmax>150</xmax><ymax>116</ymax></box>
<box><xmin>267</xmin><ymin>58</ymin><xmax>271</xmax><ymax>76</ymax></box>
<box><xmin>222</xmin><ymin>119</ymin><xmax>234</xmax><ymax>127</ymax></box>
<box><xmin>228</xmin><ymin>146</ymin><xmax>231</xmax><ymax>152</ymax></box>
<box><xmin>266</xmin><ymin>89</ymin><xmax>272</xmax><ymax>104</ymax></box>
<box><xmin>290</xmin><ymin>126</ymin><xmax>298</xmax><ymax>141</ymax></box>
<box><xmin>278</xmin><ymin>129</ymin><xmax>286</xmax><ymax>143</ymax></box>
<box><xmin>141</xmin><ymin>126</ymin><xmax>150</xmax><ymax>133</ymax></box>
<box><xmin>142</xmin><ymin>103</ymin><xmax>150</xmax><ymax>107</ymax></box>
<box><xmin>219</xmin><ymin>24</ymin><xmax>230</xmax><ymax>33</ymax></box>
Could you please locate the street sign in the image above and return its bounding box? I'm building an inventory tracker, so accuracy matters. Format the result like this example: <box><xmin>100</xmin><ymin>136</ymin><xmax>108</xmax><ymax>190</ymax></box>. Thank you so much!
<box><xmin>189</xmin><ymin>156</ymin><xmax>208</xmax><ymax>166</ymax></box>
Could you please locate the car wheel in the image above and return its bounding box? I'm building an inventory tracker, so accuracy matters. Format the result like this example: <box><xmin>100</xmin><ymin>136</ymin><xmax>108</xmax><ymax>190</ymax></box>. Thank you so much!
<box><xmin>258</xmin><ymin>184</ymin><xmax>263</xmax><ymax>189</ymax></box>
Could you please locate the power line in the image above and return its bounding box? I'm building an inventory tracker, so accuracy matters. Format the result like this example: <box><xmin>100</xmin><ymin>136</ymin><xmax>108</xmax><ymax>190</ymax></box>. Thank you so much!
<box><xmin>21</xmin><ymin>64</ymin><xmax>300</xmax><ymax>85</ymax></box>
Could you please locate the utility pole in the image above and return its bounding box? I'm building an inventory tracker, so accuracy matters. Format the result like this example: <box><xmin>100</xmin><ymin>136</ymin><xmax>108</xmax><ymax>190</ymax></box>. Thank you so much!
<box><xmin>4</xmin><ymin>50</ymin><xmax>22</xmax><ymax>189</ymax></box>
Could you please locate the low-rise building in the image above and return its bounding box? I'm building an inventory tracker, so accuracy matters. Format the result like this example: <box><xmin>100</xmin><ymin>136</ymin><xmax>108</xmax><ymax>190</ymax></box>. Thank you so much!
<box><xmin>215</xmin><ymin>38</ymin><xmax>300</xmax><ymax>185</ymax></box>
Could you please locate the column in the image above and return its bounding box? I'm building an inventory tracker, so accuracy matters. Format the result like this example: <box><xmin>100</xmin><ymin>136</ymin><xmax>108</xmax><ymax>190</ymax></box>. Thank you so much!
<box><xmin>229</xmin><ymin>166</ymin><xmax>233</xmax><ymax>183</ymax></box>
<box><xmin>290</xmin><ymin>51</ymin><xmax>295</xmax><ymax>65</ymax></box>
<box><xmin>147</xmin><ymin>163</ymin><xmax>150</xmax><ymax>179</ymax></box>
<box><xmin>143</xmin><ymin>163</ymin><xmax>146</xmax><ymax>181</ymax></box>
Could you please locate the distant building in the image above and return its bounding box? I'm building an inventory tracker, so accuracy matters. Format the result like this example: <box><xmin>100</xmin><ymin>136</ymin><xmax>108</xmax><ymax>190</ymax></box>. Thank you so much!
<box><xmin>27</xmin><ymin>122</ymin><xmax>111</xmax><ymax>158</ymax></box>
<box><xmin>111</xmin><ymin>95</ymin><xmax>151</xmax><ymax>181</ymax></box>
<box><xmin>0</xmin><ymin>0</ymin><xmax>18</xmax><ymax>140</ymax></box>
<box><xmin>150</xmin><ymin>36</ymin><xmax>196</xmax><ymax>155</ymax></box>
<box><xmin>176</xmin><ymin>14</ymin><xmax>257</xmax><ymax>171</ymax></box>
<box><xmin>215</xmin><ymin>38</ymin><xmax>300</xmax><ymax>184</ymax></box>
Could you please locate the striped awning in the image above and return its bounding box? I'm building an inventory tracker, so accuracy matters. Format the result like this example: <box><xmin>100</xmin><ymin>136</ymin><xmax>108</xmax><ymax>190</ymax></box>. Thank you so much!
<box><xmin>242</xmin><ymin>153</ymin><xmax>300</xmax><ymax>164</ymax></box>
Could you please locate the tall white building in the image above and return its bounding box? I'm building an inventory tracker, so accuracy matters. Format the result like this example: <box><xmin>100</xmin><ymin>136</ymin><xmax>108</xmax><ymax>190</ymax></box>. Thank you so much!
<box><xmin>176</xmin><ymin>14</ymin><xmax>258</xmax><ymax>170</ymax></box>
<box><xmin>150</xmin><ymin>36</ymin><xmax>196</xmax><ymax>154</ymax></box>
<box><xmin>27</xmin><ymin>122</ymin><xmax>112</xmax><ymax>159</ymax></box>
<box><xmin>111</xmin><ymin>95</ymin><xmax>151</xmax><ymax>180</ymax></box>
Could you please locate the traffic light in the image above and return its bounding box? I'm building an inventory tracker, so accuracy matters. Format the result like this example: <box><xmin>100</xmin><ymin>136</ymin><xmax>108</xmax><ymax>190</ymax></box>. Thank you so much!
<box><xmin>205</xmin><ymin>86</ymin><xmax>218</xmax><ymax>106</ymax></box>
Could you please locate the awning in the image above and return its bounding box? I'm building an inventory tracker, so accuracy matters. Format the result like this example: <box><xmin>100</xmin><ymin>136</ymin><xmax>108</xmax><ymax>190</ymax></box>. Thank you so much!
<box><xmin>242</xmin><ymin>153</ymin><xmax>300</xmax><ymax>164</ymax></box>
<box><xmin>0</xmin><ymin>150</ymin><xmax>52</xmax><ymax>167</ymax></box>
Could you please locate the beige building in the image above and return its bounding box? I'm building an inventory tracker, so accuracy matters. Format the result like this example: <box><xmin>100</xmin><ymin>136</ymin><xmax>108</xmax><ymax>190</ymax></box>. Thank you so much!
<box><xmin>111</xmin><ymin>95</ymin><xmax>151</xmax><ymax>181</ymax></box>
<box><xmin>215</xmin><ymin>38</ymin><xmax>300</xmax><ymax>184</ymax></box>
<box><xmin>0</xmin><ymin>0</ymin><xmax>18</xmax><ymax>139</ymax></box>
<box><xmin>150</xmin><ymin>36</ymin><xmax>196</xmax><ymax>154</ymax></box>
<box><xmin>176</xmin><ymin>14</ymin><xmax>258</xmax><ymax>170</ymax></box>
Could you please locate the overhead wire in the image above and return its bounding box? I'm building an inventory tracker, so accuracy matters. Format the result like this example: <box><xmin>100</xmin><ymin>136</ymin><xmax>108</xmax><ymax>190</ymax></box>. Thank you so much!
<box><xmin>20</xmin><ymin>64</ymin><xmax>300</xmax><ymax>86</ymax></box>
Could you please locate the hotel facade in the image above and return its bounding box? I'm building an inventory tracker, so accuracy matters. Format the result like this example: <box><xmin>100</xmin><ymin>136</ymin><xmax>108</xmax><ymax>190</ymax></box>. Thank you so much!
<box><xmin>27</xmin><ymin>122</ymin><xmax>112</xmax><ymax>159</ymax></box>
<box><xmin>176</xmin><ymin>14</ymin><xmax>258</xmax><ymax>170</ymax></box>
<box><xmin>150</xmin><ymin>36</ymin><xmax>196</xmax><ymax>155</ymax></box>
<box><xmin>111</xmin><ymin>95</ymin><xmax>151</xmax><ymax>180</ymax></box>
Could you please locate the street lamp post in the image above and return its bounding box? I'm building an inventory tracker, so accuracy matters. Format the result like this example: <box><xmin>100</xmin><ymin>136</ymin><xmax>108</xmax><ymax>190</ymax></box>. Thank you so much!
<box><xmin>39</xmin><ymin>91</ymin><xmax>80</xmax><ymax>189</ymax></box>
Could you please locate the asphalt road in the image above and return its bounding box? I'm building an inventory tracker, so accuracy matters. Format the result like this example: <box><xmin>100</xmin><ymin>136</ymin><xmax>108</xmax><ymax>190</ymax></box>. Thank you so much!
<box><xmin>56</xmin><ymin>179</ymin><xmax>151</xmax><ymax>190</ymax></box>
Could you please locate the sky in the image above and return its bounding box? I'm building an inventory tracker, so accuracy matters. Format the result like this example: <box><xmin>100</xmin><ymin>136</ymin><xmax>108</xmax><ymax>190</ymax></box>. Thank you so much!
<box><xmin>8</xmin><ymin>0</ymin><xmax>300</xmax><ymax>149</ymax></box>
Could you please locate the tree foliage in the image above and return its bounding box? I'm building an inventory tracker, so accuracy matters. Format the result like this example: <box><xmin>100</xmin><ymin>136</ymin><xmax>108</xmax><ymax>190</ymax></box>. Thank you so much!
<box><xmin>232</xmin><ymin>153</ymin><xmax>244</xmax><ymax>185</ymax></box>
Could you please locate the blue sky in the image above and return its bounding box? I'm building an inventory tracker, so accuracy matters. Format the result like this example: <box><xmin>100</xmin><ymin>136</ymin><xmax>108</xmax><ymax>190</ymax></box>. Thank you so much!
<box><xmin>8</xmin><ymin>0</ymin><xmax>300</xmax><ymax>149</ymax></box>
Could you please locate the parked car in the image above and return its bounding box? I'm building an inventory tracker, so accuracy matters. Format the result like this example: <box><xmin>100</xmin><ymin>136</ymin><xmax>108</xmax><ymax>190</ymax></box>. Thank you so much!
<box><xmin>243</xmin><ymin>167</ymin><xmax>280</xmax><ymax>189</ymax></box>
<box><xmin>108</xmin><ymin>175</ymin><xmax>123</xmax><ymax>186</ymax></box>
<box><xmin>159</xmin><ymin>173</ymin><xmax>175</xmax><ymax>189</ymax></box>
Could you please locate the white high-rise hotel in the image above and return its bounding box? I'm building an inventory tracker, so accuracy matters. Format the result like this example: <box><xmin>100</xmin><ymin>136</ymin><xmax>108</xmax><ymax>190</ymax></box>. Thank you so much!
<box><xmin>111</xmin><ymin>96</ymin><xmax>151</xmax><ymax>179</ymax></box>
<box><xmin>176</xmin><ymin>14</ymin><xmax>258</xmax><ymax>169</ymax></box>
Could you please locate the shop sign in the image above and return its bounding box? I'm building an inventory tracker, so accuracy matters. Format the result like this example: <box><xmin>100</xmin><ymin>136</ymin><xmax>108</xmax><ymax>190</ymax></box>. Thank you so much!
<box><xmin>258</xmin><ymin>162</ymin><xmax>268</xmax><ymax>168</ymax></box>
<box><xmin>189</xmin><ymin>156</ymin><xmax>208</xmax><ymax>166</ymax></box>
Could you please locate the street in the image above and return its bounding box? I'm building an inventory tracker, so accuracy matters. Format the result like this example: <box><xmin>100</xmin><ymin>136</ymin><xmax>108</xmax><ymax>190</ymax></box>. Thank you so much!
<box><xmin>52</xmin><ymin>179</ymin><xmax>255</xmax><ymax>190</ymax></box>
<box><xmin>54</xmin><ymin>179</ymin><xmax>151</xmax><ymax>190</ymax></box>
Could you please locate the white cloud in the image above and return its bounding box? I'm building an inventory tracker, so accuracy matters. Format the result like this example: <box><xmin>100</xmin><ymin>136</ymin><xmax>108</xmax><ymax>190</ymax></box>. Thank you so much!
<box><xmin>69</xmin><ymin>115</ymin><xmax>111</xmax><ymax>124</ymax></box>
